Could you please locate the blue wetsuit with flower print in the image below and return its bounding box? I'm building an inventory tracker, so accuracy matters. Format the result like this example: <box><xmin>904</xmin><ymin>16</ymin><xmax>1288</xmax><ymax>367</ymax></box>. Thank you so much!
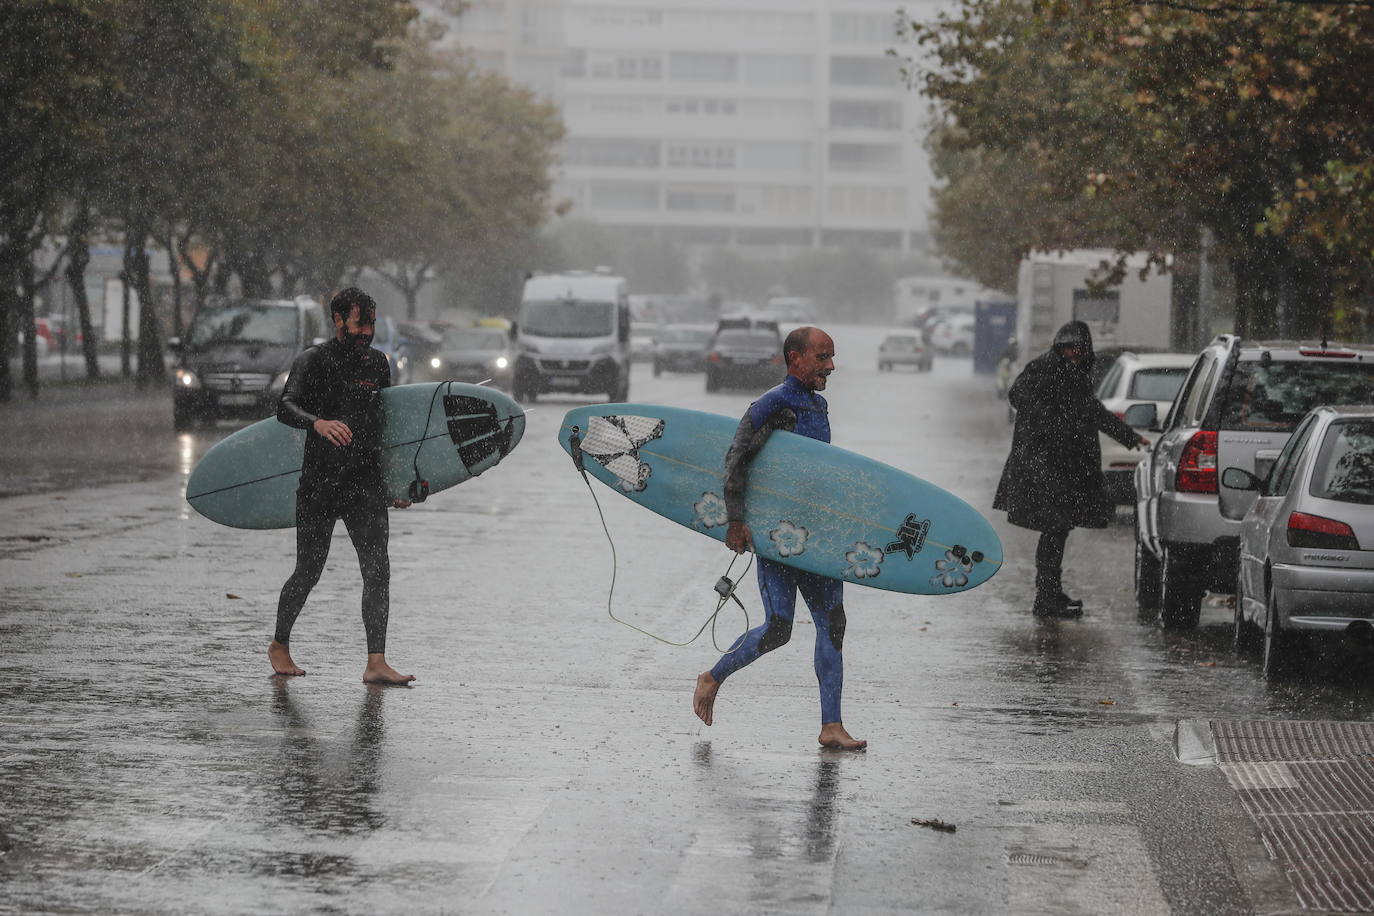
<box><xmin>710</xmin><ymin>374</ymin><xmax>846</xmax><ymax>725</ymax></box>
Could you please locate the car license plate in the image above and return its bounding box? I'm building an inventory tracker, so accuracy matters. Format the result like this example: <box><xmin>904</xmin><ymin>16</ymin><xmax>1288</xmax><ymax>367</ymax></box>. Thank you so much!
<box><xmin>217</xmin><ymin>393</ymin><xmax>256</xmax><ymax>406</ymax></box>
<box><xmin>549</xmin><ymin>375</ymin><xmax>581</xmax><ymax>388</ymax></box>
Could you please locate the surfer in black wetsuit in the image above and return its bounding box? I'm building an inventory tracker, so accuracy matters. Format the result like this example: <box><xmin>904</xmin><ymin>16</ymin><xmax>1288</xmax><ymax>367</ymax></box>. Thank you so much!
<box><xmin>692</xmin><ymin>327</ymin><xmax>866</xmax><ymax>751</ymax></box>
<box><xmin>269</xmin><ymin>287</ymin><xmax>415</xmax><ymax>685</ymax></box>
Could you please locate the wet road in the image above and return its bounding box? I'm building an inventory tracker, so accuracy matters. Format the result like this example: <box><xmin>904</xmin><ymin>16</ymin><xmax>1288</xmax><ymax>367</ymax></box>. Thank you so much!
<box><xmin>3</xmin><ymin>326</ymin><xmax>1373</xmax><ymax>914</ymax></box>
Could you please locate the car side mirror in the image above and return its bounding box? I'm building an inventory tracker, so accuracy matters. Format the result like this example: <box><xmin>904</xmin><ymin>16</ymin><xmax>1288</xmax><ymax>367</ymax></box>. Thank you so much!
<box><xmin>167</xmin><ymin>336</ymin><xmax>182</xmax><ymax>353</ymax></box>
<box><xmin>508</xmin><ymin>322</ymin><xmax>518</xmax><ymax>338</ymax></box>
<box><xmin>1221</xmin><ymin>467</ymin><xmax>1260</xmax><ymax>491</ymax></box>
<box><xmin>1123</xmin><ymin>402</ymin><xmax>1158</xmax><ymax>430</ymax></box>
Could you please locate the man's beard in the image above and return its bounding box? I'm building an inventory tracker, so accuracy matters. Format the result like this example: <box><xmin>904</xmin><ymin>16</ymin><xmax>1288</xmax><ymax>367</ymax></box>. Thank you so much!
<box><xmin>348</xmin><ymin>331</ymin><xmax>372</xmax><ymax>350</ymax></box>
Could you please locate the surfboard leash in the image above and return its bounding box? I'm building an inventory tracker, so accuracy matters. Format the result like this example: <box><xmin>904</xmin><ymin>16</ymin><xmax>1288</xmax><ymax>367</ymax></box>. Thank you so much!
<box><xmin>569</xmin><ymin>425</ymin><xmax>753</xmax><ymax>652</ymax></box>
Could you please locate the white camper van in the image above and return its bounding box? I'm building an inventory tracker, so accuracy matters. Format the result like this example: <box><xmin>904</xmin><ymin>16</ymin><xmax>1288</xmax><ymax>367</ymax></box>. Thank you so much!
<box><xmin>513</xmin><ymin>270</ymin><xmax>631</xmax><ymax>403</ymax></box>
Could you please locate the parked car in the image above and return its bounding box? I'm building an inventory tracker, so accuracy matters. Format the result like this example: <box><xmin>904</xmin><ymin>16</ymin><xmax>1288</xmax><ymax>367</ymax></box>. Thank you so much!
<box><xmin>1095</xmin><ymin>351</ymin><xmax>1196</xmax><ymax>502</ymax></box>
<box><xmin>171</xmin><ymin>296</ymin><xmax>328</xmax><ymax>430</ymax></box>
<box><xmin>705</xmin><ymin>326</ymin><xmax>784</xmax><ymax>392</ymax></box>
<box><xmin>877</xmin><ymin>332</ymin><xmax>933</xmax><ymax>372</ymax></box>
<box><xmin>652</xmin><ymin>324</ymin><xmax>713</xmax><ymax>376</ymax></box>
<box><xmin>928</xmin><ymin>313</ymin><xmax>976</xmax><ymax>357</ymax></box>
<box><xmin>1130</xmin><ymin>335</ymin><xmax>1374</xmax><ymax>628</ymax></box>
<box><xmin>1227</xmin><ymin>405</ymin><xmax>1374</xmax><ymax>676</ymax></box>
<box><xmin>417</xmin><ymin>325</ymin><xmax>514</xmax><ymax>389</ymax></box>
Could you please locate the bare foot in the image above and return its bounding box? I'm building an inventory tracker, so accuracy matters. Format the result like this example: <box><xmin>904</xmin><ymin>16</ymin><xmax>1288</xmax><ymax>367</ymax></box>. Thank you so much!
<box><xmin>818</xmin><ymin>722</ymin><xmax>867</xmax><ymax>750</ymax></box>
<box><xmin>693</xmin><ymin>671</ymin><xmax>720</xmax><ymax>726</ymax></box>
<box><xmin>268</xmin><ymin>641</ymin><xmax>305</xmax><ymax>677</ymax></box>
<box><xmin>362</xmin><ymin>653</ymin><xmax>415</xmax><ymax>685</ymax></box>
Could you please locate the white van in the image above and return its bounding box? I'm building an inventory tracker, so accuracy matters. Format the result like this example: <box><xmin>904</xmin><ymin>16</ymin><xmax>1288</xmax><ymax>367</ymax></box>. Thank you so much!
<box><xmin>513</xmin><ymin>270</ymin><xmax>631</xmax><ymax>403</ymax></box>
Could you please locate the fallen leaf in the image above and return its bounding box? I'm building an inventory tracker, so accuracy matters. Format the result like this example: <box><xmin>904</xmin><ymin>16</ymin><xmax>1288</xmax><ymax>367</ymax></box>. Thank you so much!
<box><xmin>911</xmin><ymin>817</ymin><xmax>956</xmax><ymax>833</ymax></box>
<box><xmin>66</xmin><ymin>573</ymin><xmax>83</xmax><ymax>578</ymax></box>
<box><xmin>226</xmin><ymin>593</ymin><xmax>242</xmax><ymax>600</ymax></box>
<box><xmin>1099</xmin><ymin>699</ymin><xmax>1116</xmax><ymax>706</ymax></box>
<box><xmin>951</xmin><ymin>701</ymin><xmax>959</xmax><ymax>706</ymax></box>
<box><xmin>1196</xmin><ymin>660</ymin><xmax>1217</xmax><ymax>667</ymax></box>
<box><xmin>919</xmin><ymin>626</ymin><xmax>928</xmax><ymax>632</ymax></box>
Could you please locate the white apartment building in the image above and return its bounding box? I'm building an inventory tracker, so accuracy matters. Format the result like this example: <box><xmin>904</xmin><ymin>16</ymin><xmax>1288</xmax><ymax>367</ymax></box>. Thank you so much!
<box><xmin>424</xmin><ymin>0</ymin><xmax>937</xmax><ymax>253</ymax></box>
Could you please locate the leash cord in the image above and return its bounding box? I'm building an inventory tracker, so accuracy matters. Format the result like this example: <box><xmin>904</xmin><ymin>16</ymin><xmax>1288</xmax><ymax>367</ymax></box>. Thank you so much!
<box><xmin>570</xmin><ymin>428</ymin><xmax>752</xmax><ymax>651</ymax></box>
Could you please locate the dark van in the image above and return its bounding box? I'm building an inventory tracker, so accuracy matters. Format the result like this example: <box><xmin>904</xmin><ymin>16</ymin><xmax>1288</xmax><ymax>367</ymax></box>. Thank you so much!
<box><xmin>171</xmin><ymin>296</ymin><xmax>328</xmax><ymax>429</ymax></box>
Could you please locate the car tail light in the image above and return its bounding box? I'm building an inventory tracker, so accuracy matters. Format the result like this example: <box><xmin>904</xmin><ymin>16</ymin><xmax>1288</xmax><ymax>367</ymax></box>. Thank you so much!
<box><xmin>708</xmin><ymin>352</ymin><xmax>721</xmax><ymax>363</ymax></box>
<box><xmin>770</xmin><ymin>354</ymin><xmax>784</xmax><ymax>365</ymax></box>
<box><xmin>1287</xmin><ymin>512</ymin><xmax>1360</xmax><ymax>550</ymax></box>
<box><xmin>1298</xmin><ymin>349</ymin><xmax>1356</xmax><ymax>358</ymax></box>
<box><xmin>1113</xmin><ymin>411</ymin><xmax>1126</xmax><ymax>420</ymax></box>
<box><xmin>1176</xmin><ymin>430</ymin><xmax>1218</xmax><ymax>493</ymax></box>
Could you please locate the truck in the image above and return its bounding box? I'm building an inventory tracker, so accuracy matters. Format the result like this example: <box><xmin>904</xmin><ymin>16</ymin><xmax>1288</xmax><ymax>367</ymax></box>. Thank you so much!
<box><xmin>1014</xmin><ymin>250</ymin><xmax>1172</xmax><ymax>364</ymax></box>
<box><xmin>512</xmin><ymin>270</ymin><xmax>631</xmax><ymax>403</ymax></box>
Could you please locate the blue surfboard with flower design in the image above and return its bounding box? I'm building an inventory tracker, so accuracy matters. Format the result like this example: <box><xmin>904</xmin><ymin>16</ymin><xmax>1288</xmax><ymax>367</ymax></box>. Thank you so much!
<box><xmin>557</xmin><ymin>404</ymin><xmax>1001</xmax><ymax>595</ymax></box>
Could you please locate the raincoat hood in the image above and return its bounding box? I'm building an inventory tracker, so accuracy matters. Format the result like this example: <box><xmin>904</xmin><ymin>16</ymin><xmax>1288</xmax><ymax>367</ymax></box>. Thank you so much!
<box><xmin>1051</xmin><ymin>320</ymin><xmax>1095</xmax><ymax>373</ymax></box>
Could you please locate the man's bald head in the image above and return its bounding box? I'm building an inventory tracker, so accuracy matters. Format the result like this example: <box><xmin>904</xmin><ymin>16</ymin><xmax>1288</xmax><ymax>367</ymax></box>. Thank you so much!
<box><xmin>784</xmin><ymin>326</ymin><xmax>835</xmax><ymax>391</ymax></box>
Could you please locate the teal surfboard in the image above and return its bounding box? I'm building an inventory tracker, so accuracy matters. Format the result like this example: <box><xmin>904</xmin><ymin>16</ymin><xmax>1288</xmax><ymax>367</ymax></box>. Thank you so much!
<box><xmin>558</xmin><ymin>404</ymin><xmax>1001</xmax><ymax>595</ymax></box>
<box><xmin>187</xmin><ymin>382</ymin><xmax>525</xmax><ymax>529</ymax></box>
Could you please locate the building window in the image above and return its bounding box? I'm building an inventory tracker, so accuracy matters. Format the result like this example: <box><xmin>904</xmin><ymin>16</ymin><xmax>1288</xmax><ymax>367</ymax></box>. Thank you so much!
<box><xmin>666</xmin><ymin>98</ymin><xmax>738</xmax><ymax>116</ymax></box>
<box><xmin>739</xmin><ymin>142</ymin><xmax>811</xmax><ymax>171</ymax></box>
<box><xmin>669</xmin><ymin>52</ymin><xmax>738</xmax><ymax>82</ymax></box>
<box><xmin>584</xmin><ymin>7</ymin><xmax>663</xmax><ymax>26</ymax></box>
<box><xmin>831</xmin><ymin>13</ymin><xmax>895</xmax><ymax>44</ymax></box>
<box><xmin>589</xmin><ymin>182</ymin><xmax>660</xmax><ymax>210</ymax></box>
<box><xmin>827</xmin><ymin>185</ymin><xmax>908</xmax><ymax>215</ymax></box>
<box><xmin>830</xmin><ymin>99</ymin><xmax>901</xmax><ymax>130</ymax></box>
<box><xmin>666</xmin><ymin>142</ymin><xmax>736</xmax><ymax>169</ymax></box>
<box><xmin>741</xmin><ymin>54</ymin><xmax>812</xmax><ymax>84</ymax></box>
<box><xmin>828</xmin><ymin>142</ymin><xmax>902</xmax><ymax>172</ymax></box>
<box><xmin>585</xmin><ymin>97</ymin><xmax>653</xmax><ymax>116</ymax></box>
<box><xmin>665</xmin><ymin>186</ymin><xmax>735</xmax><ymax>212</ymax></box>
<box><xmin>738</xmin><ymin>186</ymin><xmax>812</xmax><ymax>216</ymax></box>
<box><xmin>829</xmin><ymin>55</ymin><xmax>901</xmax><ymax>87</ymax></box>
<box><xmin>560</xmin><ymin>50</ymin><xmax>587</xmax><ymax>78</ymax></box>
<box><xmin>738</xmin><ymin>99</ymin><xmax>813</xmax><ymax>121</ymax></box>
<box><xmin>563</xmin><ymin>138</ymin><xmax>661</xmax><ymax>168</ymax></box>
<box><xmin>587</xmin><ymin>52</ymin><xmax>663</xmax><ymax>80</ymax></box>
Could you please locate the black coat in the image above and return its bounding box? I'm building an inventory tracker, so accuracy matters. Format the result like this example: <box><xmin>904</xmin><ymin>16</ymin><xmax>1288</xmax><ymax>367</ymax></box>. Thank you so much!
<box><xmin>993</xmin><ymin>326</ymin><xmax>1139</xmax><ymax>532</ymax></box>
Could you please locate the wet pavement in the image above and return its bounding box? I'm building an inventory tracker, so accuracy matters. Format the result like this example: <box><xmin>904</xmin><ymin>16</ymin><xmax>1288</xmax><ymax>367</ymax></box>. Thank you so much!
<box><xmin>3</xmin><ymin>326</ymin><xmax>1374</xmax><ymax>913</ymax></box>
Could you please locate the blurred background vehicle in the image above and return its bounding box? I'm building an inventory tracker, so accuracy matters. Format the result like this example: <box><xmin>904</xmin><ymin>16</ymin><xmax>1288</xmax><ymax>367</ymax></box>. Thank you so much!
<box><xmin>1228</xmin><ymin>405</ymin><xmax>1374</xmax><ymax>676</ymax></box>
<box><xmin>877</xmin><ymin>332</ymin><xmax>932</xmax><ymax>372</ymax></box>
<box><xmin>652</xmin><ymin>323</ymin><xmax>714</xmax><ymax>376</ymax></box>
<box><xmin>928</xmin><ymin>312</ymin><xmax>976</xmax><ymax>357</ymax></box>
<box><xmin>1095</xmin><ymin>351</ymin><xmax>1196</xmax><ymax>503</ymax></box>
<box><xmin>417</xmin><ymin>325</ymin><xmax>515</xmax><ymax>389</ymax></box>
<box><xmin>513</xmin><ymin>270</ymin><xmax>631</xmax><ymax>403</ymax></box>
<box><xmin>630</xmin><ymin>319</ymin><xmax>659</xmax><ymax>362</ymax></box>
<box><xmin>705</xmin><ymin>324</ymin><xmax>784</xmax><ymax>392</ymax></box>
<box><xmin>170</xmin><ymin>296</ymin><xmax>327</xmax><ymax>430</ymax></box>
<box><xmin>370</xmin><ymin>313</ymin><xmax>412</xmax><ymax>385</ymax></box>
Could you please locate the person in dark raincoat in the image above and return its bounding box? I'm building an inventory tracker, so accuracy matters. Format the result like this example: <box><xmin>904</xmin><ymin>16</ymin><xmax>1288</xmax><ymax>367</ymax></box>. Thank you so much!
<box><xmin>993</xmin><ymin>321</ymin><xmax>1147</xmax><ymax>617</ymax></box>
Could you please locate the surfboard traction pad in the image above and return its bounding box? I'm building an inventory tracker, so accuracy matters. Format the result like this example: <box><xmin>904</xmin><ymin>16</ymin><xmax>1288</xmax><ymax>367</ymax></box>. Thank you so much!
<box><xmin>575</xmin><ymin>412</ymin><xmax>998</xmax><ymax>591</ymax></box>
<box><xmin>442</xmin><ymin>393</ymin><xmax>518</xmax><ymax>469</ymax></box>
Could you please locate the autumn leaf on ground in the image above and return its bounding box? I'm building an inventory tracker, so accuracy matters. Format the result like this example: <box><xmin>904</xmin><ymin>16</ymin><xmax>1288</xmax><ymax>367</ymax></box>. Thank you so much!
<box><xmin>226</xmin><ymin>593</ymin><xmax>242</xmax><ymax>600</ymax></box>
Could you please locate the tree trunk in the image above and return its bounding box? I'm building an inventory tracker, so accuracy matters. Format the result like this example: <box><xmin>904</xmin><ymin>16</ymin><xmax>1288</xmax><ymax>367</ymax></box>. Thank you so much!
<box><xmin>18</xmin><ymin>267</ymin><xmax>40</xmax><ymax>398</ymax></box>
<box><xmin>65</xmin><ymin>232</ymin><xmax>100</xmax><ymax>380</ymax></box>
<box><xmin>164</xmin><ymin>232</ymin><xmax>184</xmax><ymax>340</ymax></box>
<box><xmin>119</xmin><ymin>268</ymin><xmax>133</xmax><ymax>378</ymax></box>
<box><xmin>176</xmin><ymin>233</ymin><xmax>215</xmax><ymax>312</ymax></box>
<box><xmin>0</xmin><ymin>255</ymin><xmax>15</xmax><ymax>403</ymax></box>
<box><xmin>128</xmin><ymin>231</ymin><xmax>165</xmax><ymax>388</ymax></box>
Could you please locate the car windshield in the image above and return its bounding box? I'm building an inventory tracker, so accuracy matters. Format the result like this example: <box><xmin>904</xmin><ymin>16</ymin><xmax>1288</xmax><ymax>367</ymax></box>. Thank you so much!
<box><xmin>189</xmin><ymin>303</ymin><xmax>297</xmax><ymax>348</ymax></box>
<box><xmin>660</xmin><ymin>328</ymin><xmax>711</xmax><ymax>344</ymax></box>
<box><xmin>1128</xmin><ymin>367</ymin><xmax>1189</xmax><ymax>401</ymax></box>
<box><xmin>1310</xmin><ymin>419</ymin><xmax>1374</xmax><ymax>505</ymax></box>
<box><xmin>519</xmin><ymin>299</ymin><xmax>615</xmax><ymax>338</ymax></box>
<box><xmin>442</xmin><ymin>328</ymin><xmax>508</xmax><ymax>351</ymax></box>
<box><xmin>715</xmin><ymin>331</ymin><xmax>779</xmax><ymax>348</ymax></box>
<box><xmin>882</xmin><ymin>336</ymin><xmax>918</xmax><ymax>350</ymax></box>
<box><xmin>1218</xmin><ymin>360</ymin><xmax>1374</xmax><ymax>431</ymax></box>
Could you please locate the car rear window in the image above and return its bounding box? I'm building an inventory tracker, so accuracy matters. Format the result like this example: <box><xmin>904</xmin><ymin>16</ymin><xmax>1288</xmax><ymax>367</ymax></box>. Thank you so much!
<box><xmin>1127</xmin><ymin>367</ymin><xmax>1189</xmax><ymax>402</ymax></box>
<box><xmin>1310</xmin><ymin>419</ymin><xmax>1374</xmax><ymax>505</ymax></box>
<box><xmin>1217</xmin><ymin>360</ymin><xmax>1374</xmax><ymax>431</ymax></box>
<box><xmin>715</xmin><ymin>331</ymin><xmax>779</xmax><ymax>348</ymax></box>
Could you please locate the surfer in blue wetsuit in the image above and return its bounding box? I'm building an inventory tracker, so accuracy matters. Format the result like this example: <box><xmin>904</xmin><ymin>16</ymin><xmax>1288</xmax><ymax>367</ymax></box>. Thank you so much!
<box><xmin>269</xmin><ymin>287</ymin><xmax>415</xmax><ymax>686</ymax></box>
<box><xmin>693</xmin><ymin>327</ymin><xmax>867</xmax><ymax>751</ymax></box>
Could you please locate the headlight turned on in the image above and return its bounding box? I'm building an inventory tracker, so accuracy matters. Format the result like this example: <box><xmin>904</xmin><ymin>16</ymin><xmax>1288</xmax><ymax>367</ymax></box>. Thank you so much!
<box><xmin>430</xmin><ymin>357</ymin><xmax>442</xmax><ymax>369</ymax></box>
<box><xmin>176</xmin><ymin>368</ymin><xmax>200</xmax><ymax>389</ymax></box>
<box><xmin>495</xmin><ymin>356</ymin><xmax>509</xmax><ymax>369</ymax></box>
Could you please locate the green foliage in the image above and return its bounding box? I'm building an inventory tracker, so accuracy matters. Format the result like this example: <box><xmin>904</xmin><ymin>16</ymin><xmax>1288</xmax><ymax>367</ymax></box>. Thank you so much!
<box><xmin>901</xmin><ymin>0</ymin><xmax>1374</xmax><ymax>335</ymax></box>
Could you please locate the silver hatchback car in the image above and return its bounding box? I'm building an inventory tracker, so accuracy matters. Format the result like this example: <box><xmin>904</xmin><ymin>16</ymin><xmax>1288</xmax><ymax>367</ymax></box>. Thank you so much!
<box><xmin>1225</xmin><ymin>405</ymin><xmax>1374</xmax><ymax>676</ymax></box>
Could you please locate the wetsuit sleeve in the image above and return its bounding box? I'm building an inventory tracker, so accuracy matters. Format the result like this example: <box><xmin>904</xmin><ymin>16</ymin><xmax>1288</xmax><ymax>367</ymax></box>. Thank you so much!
<box><xmin>276</xmin><ymin>349</ymin><xmax>320</xmax><ymax>430</ymax></box>
<box><xmin>723</xmin><ymin>406</ymin><xmax>797</xmax><ymax>523</ymax></box>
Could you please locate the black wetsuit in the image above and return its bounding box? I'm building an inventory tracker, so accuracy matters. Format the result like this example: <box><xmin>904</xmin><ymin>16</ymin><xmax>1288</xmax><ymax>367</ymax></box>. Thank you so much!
<box><xmin>274</xmin><ymin>337</ymin><xmax>393</xmax><ymax>653</ymax></box>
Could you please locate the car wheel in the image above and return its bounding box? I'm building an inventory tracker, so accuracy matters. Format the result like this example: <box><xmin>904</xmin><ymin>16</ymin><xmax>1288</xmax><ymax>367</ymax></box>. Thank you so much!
<box><xmin>1158</xmin><ymin>543</ymin><xmax>1202</xmax><ymax>629</ymax></box>
<box><xmin>653</xmin><ymin>360</ymin><xmax>662</xmax><ymax>377</ymax></box>
<box><xmin>1233</xmin><ymin>569</ymin><xmax>1262</xmax><ymax>655</ymax></box>
<box><xmin>1262</xmin><ymin>587</ymin><xmax>1302</xmax><ymax>678</ymax></box>
<box><xmin>1133</xmin><ymin>515</ymin><xmax>1161</xmax><ymax>618</ymax></box>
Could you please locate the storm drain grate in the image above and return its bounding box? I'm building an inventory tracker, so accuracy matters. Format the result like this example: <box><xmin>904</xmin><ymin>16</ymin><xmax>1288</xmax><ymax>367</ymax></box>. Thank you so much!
<box><xmin>1006</xmin><ymin>852</ymin><xmax>1088</xmax><ymax>869</ymax></box>
<box><xmin>1212</xmin><ymin>719</ymin><xmax>1374</xmax><ymax>912</ymax></box>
